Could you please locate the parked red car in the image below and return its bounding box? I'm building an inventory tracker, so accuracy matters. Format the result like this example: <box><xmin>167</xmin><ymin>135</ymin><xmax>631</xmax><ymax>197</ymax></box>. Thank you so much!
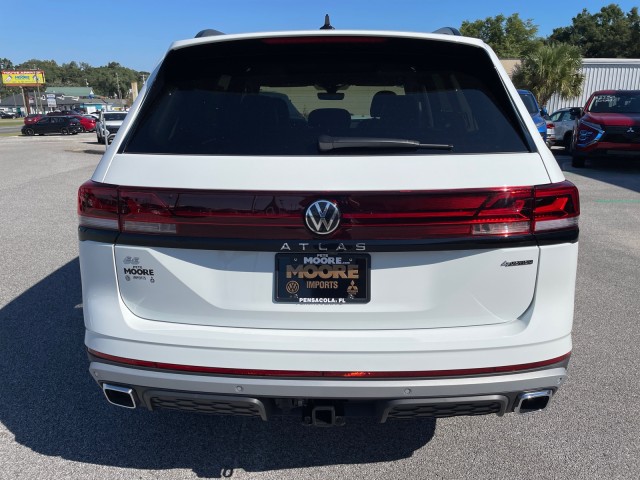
<box><xmin>570</xmin><ymin>89</ymin><xmax>640</xmax><ymax>167</ymax></box>
<box><xmin>74</xmin><ymin>114</ymin><xmax>97</xmax><ymax>132</ymax></box>
<box><xmin>24</xmin><ymin>114</ymin><xmax>44</xmax><ymax>125</ymax></box>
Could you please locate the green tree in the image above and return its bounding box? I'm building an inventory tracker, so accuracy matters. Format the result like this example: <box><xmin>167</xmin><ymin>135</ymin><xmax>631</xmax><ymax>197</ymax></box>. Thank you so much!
<box><xmin>1</xmin><ymin>56</ymin><xmax>150</xmax><ymax>104</ymax></box>
<box><xmin>460</xmin><ymin>13</ymin><xmax>541</xmax><ymax>58</ymax></box>
<box><xmin>0</xmin><ymin>57</ymin><xmax>21</xmax><ymax>101</ymax></box>
<box><xmin>15</xmin><ymin>59</ymin><xmax>65</xmax><ymax>86</ymax></box>
<box><xmin>549</xmin><ymin>4</ymin><xmax>640</xmax><ymax>57</ymax></box>
<box><xmin>512</xmin><ymin>43</ymin><xmax>584</xmax><ymax>107</ymax></box>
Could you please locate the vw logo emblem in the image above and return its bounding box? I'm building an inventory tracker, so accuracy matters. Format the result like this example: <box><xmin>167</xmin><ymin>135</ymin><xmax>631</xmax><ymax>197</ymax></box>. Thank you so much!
<box><xmin>305</xmin><ymin>200</ymin><xmax>341</xmax><ymax>235</ymax></box>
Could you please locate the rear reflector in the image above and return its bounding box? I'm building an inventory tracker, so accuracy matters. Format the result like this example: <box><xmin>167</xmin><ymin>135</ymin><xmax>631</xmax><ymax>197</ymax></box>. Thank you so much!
<box><xmin>78</xmin><ymin>181</ymin><xmax>579</xmax><ymax>239</ymax></box>
<box><xmin>88</xmin><ymin>348</ymin><xmax>571</xmax><ymax>378</ymax></box>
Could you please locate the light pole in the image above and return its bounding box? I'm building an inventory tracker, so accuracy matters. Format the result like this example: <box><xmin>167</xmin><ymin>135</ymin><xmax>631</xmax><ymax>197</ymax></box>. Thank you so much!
<box><xmin>115</xmin><ymin>72</ymin><xmax>121</xmax><ymax>100</ymax></box>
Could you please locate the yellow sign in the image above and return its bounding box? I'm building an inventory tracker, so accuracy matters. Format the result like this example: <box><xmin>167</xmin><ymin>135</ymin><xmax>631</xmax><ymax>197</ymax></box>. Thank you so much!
<box><xmin>1</xmin><ymin>70</ymin><xmax>46</xmax><ymax>86</ymax></box>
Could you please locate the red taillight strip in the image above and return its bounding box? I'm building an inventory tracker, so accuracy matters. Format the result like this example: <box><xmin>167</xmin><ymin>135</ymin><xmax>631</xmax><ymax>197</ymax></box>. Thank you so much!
<box><xmin>88</xmin><ymin>349</ymin><xmax>570</xmax><ymax>378</ymax></box>
<box><xmin>78</xmin><ymin>181</ymin><xmax>579</xmax><ymax>240</ymax></box>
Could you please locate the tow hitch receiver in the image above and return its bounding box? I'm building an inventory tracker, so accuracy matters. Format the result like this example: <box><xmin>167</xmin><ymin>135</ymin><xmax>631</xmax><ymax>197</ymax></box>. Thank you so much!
<box><xmin>302</xmin><ymin>402</ymin><xmax>346</xmax><ymax>427</ymax></box>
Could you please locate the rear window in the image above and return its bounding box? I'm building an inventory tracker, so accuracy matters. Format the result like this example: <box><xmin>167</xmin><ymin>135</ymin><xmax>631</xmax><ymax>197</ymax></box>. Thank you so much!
<box><xmin>124</xmin><ymin>36</ymin><xmax>530</xmax><ymax>155</ymax></box>
<box><xmin>104</xmin><ymin>113</ymin><xmax>127</xmax><ymax>121</ymax></box>
<box><xmin>518</xmin><ymin>93</ymin><xmax>539</xmax><ymax>115</ymax></box>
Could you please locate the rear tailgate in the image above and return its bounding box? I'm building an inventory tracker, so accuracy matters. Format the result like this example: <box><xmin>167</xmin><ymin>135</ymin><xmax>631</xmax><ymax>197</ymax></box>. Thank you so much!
<box><xmin>86</xmin><ymin>151</ymin><xmax>559</xmax><ymax>330</ymax></box>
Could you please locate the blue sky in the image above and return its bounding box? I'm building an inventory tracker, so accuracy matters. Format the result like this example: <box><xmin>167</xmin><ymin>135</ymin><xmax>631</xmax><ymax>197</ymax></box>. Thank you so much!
<box><xmin>1</xmin><ymin>1</ymin><xmax>637</xmax><ymax>72</ymax></box>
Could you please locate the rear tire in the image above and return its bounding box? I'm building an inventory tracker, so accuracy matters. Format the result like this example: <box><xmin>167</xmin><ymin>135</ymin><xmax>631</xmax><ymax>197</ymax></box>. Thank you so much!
<box><xmin>61</xmin><ymin>127</ymin><xmax>69</xmax><ymax>135</ymax></box>
<box><xmin>571</xmin><ymin>153</ymin><xmax>586</xmax><ymax>168</ymax></box>
<box><xmin>563</xmin><ymin>133</ymin><xmax>573</xmax><ymax>152</ymax></box>
<box><xmin>24</xmin><ymin>128</ymin><xmax>34</xmax><ymax>136</ymax></box>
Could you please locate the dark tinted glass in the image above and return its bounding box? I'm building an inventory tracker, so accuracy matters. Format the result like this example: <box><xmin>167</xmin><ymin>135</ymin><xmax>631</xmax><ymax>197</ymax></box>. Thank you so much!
<box><xmin>590</xmin><ymin>92</ymin><xmax>640</xmax><ymax>113</ymax></box>
<box><xmin>125</xmin><ymin>37</ymin><xmax>530</xmax><ymax>155</ymax></box>
<box><xmin>104</xmin><ymin>113</ymin><xmax>127</xmax><ymax>121</ymax></box>
<box><xmin>518</xmin><ymin>93</ymin><xmax>539</xmax><ymax>114</ymax></box>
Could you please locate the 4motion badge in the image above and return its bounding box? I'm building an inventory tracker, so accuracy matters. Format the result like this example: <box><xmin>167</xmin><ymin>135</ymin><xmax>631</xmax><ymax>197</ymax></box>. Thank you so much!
<box><xmin>501</xmin><ymin>260</ymin><xmax>534</xmax><ymax>267</ymax></box>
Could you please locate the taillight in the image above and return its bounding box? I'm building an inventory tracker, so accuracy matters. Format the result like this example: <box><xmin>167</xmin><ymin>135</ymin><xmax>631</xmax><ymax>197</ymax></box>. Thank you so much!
<box><xmin>120</xmin><ymin>191</ymin><xmax>177</xmax><ymax>234</ymax></box>
<box><xmin>533</xmin><ymin>181</ymin><xmax>580</xmax><ymax>232</ymax></box>
<box><xmin>78</xmin><ymin>181</ymin><xmax>119</xmax><ymax>230</ymax></box>
<box><xmin>470</xmin><ymin>189</ymin><xmax>532</xmax><ymax>235</ymax></box>
<box><xmin>78</xmin><ymin>181</ymin><xmax>579</xmax><ymax>239</ymax></box>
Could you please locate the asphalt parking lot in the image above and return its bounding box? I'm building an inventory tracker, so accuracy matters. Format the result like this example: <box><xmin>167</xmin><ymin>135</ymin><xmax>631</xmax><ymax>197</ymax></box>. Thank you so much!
<box><xmin>0</xmin><ymin>133</ymin><xmax>638</xmax><ymax>479</ymax></box>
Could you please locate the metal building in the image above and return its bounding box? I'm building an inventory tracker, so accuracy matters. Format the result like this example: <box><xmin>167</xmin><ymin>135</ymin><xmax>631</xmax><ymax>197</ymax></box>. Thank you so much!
<box><xmin>546</xmin><ymin>59</ymin><xmax>640</xmax><ymax>112</ymax></box>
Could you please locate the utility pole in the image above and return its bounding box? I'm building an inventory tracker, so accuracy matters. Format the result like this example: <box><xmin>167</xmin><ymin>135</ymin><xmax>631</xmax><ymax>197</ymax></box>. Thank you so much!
<box><xmin>32</xmin><ymin>65</ymin><xmax>41</xmax><ymax>114</ymax></box>
<box><xmin>115</xmin><ymin>71</ymin><xmax>121</xmax><ymax>100</ymax></box>
<box><xmin>21</xmin><ymin>87</ymin><xmax>30</xmax><ymax>115</ymax></box>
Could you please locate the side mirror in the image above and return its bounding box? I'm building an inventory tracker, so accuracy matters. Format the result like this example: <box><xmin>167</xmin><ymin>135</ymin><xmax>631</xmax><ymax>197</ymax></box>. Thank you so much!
<box><xmin>569</xmin><ymin>107</ymin><xmax>582</xmax><ymax>118</ymax></box>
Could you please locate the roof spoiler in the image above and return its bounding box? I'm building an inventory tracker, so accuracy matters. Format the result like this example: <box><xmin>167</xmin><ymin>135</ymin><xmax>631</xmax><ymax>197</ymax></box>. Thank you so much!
<box><xmin>433</xmin><ymin>27</ymin><xmax>461</xmax><ymax>36</ymax></box>
<box><xmin>195</xmin><ymin>29</ymin><xmax>225</xmax><ymax>38</ymax></box>
<box><xmin>193</xmin><ymin>25</ymin><xmax>460</xmax><ymax>38</ymax></box>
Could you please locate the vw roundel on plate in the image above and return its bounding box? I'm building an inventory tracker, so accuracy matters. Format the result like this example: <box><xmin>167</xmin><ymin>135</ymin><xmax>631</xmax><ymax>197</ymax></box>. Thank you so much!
<box><xmin>78</xmin><ymin>25</ymin><xmax>579</xmax><ymax>425</ymax></box>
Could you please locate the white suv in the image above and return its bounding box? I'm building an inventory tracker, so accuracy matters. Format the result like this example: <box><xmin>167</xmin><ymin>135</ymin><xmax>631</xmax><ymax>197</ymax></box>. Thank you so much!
<box><xmin>78</xmin><ymin>28</ymin><xmax>579</xmax><ymax>425</ymax></box>
<box><xmin>96</xmin><ymin>111</ymin><xmax>128</xmax><ymax>144</ymax></box>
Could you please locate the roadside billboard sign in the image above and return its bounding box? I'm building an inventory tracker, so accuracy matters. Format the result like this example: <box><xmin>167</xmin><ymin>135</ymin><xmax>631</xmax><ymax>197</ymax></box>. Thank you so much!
<box><xmin>1</xmin><ymin>70</ymin><xmax>46</xmax><ymax>87</ymax></box>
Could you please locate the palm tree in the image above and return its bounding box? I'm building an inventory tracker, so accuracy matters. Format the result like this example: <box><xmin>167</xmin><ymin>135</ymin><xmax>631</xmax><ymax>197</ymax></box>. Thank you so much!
<box><xmin>512</xmin><ymin>43</ymin><xmax>584</xmax><ymax>107</ymax></box>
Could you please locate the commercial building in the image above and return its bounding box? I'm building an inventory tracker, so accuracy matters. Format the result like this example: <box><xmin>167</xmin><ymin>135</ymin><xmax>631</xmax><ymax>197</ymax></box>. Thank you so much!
<box><xmin>501</xmin><ymin>58</ymin><xmax>640</xmax><ymax>111</ymax></box>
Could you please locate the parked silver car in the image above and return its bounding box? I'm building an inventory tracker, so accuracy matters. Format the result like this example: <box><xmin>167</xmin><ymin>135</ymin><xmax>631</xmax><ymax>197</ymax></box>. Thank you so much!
<box><xmin>96</xmin><ymin>111</ymin><xmax>128</xmax><ymax>144</ymax></box>
<box><xmin>548</xmin><ymin>108</ymin><xmax>579</xmax><ymax>150</ymax></box>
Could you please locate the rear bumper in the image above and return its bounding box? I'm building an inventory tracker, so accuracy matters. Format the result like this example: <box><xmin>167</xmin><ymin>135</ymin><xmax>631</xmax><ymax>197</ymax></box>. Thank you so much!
<box><xmin>90</xmin><ymin>360</ymin><xmax>567</xmax><ymax>421</ymax></box>
<box><xmin>575</xmin><ymin>141</ymin><xmax>640</xmax><ymax>156</ymax></box>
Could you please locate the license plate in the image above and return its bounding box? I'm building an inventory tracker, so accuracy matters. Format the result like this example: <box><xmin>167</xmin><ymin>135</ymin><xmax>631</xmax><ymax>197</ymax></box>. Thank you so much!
<box><xmin>275</xmin><ymin>253</ymin><xmax>370</xmax><ymax>304</ymax></box>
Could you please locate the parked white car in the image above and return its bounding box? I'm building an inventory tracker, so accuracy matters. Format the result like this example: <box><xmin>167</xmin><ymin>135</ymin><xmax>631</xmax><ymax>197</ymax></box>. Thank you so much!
<box><xmin>78</xmin><ymin>26</ymin><xmax>579</xmax><ymax>425</ymax></box>
<box><xmin>95</xmin><ymin>111</ymin><xmax>127</xmax><ymax>144</ymax></box>
<box><xmin>549</xmin><ymin>107</ymin><xmax>579</xmax><ymax>150</ymax></box>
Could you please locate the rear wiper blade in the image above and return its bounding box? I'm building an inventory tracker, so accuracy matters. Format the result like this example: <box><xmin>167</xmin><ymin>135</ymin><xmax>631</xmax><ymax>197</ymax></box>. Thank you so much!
<box><xmin>318</xmin><ymin>135</ymin><xmax>453</xmax><ymax>152</ymax></box>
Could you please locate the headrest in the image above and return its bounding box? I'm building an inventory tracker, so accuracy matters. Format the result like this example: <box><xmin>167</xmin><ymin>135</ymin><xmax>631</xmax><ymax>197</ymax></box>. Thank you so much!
<box><xmin>370</xmin><ymin>90</ymin><xmax>397</xmax><ymax>117</ymax></box>
<box><xmin>307</xmin><ymin>108</ymin><xmax>351</xmax><ymax>130</ymax></box>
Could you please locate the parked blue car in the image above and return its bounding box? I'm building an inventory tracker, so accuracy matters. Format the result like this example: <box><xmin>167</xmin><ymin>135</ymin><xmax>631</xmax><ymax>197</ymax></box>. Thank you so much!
<box><xmin>518</xmin><ymin>89</ymin><xmax>547</xmax><ymax>143</ymax></box>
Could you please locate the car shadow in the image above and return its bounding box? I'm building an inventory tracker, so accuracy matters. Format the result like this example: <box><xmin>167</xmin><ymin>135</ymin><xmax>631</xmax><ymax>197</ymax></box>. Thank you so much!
<box><xmin>0</xmin><ymin>259</ymin><xmax>436</xmax><ymax>478</ymax></box>
<box><xmin>552</xmin><ymin>149</ymin><xmax>640</xmax><ymax>193</ymax></box>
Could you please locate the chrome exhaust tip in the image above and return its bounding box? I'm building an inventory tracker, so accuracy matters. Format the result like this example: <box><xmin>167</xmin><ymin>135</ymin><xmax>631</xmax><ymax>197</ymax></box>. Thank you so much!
<box><xmin>514</xmin><ymin>390</ymin><xmax>553</xmax><ymax>414</ymax></box>
<box><xmin>102</xmin><ymin>383</ymin><xmax>137</xmax><ymax>409</ymax></box>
